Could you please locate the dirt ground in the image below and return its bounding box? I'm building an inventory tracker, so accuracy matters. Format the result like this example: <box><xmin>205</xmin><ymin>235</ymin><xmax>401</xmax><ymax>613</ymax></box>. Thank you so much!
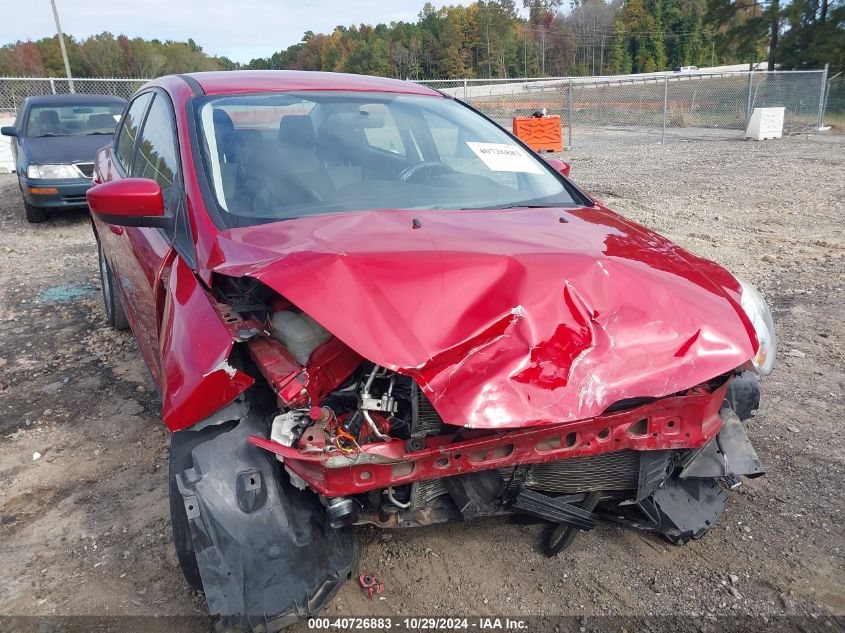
<box><xmin>0</xmin><ymin>134</ymin><xmax>842</xmax><ymax>631</ymax></box>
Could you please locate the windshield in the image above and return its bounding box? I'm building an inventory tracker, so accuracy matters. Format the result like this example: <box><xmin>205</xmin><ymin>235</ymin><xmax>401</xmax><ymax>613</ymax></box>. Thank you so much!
<box><xmin>195</xmin><ymin>91</ymin><xmax>580</xmax><ymax>227</ymax></box>
<box><xmin>26</xmin><ymin>104</ymin><xmax>123</xmax><ymax>138</ymax></box>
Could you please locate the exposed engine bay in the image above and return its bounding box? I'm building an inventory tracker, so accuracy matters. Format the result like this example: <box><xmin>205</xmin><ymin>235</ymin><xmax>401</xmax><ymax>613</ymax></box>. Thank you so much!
<box><xmin>170</xmin><ymin>276</ymin><xmax>769</xmax><ymax>629</ymax></box>
<box><xmin>264</xmin><ymin>355</ymin><xmax>762</xmax><ymax>547</ymax></box>
<box><xmin>218</xmin><ymin>280</ymin><xmax>766</xmax><ymax>548</ymax></box>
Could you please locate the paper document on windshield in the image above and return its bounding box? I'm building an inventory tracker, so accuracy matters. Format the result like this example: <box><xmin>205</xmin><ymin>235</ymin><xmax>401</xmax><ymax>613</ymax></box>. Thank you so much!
<box><xmin>465</xmin><ymin>142</ymin><xmax>543</xmax><ymax>174</ymax></box>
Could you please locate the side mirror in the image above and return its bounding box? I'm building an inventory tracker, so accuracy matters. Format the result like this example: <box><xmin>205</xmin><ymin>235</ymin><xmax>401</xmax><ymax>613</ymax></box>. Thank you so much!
<box><xmin>1</xmin><ymin>126</ymin><xmax>18</xmax><ymax>137</ymax></box>
<box><xmin>86</xmin><ymin>178</ymin><xmax>171</xmax><ymax>228</ymax></box>
<box><xmin>544</xmin><ymin>156</ymin><xmax>570</xmax><ymax>177</ymax></box>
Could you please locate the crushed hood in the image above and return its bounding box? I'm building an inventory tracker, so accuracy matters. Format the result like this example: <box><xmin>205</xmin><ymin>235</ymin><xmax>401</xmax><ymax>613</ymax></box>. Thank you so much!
<box><xmin>209</xmin><ymin>206</ymin><xmax>757</xmax><ymax>429</ymax></box>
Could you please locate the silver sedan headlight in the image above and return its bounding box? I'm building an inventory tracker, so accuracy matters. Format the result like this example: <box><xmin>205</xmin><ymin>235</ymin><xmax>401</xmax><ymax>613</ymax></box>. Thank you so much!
<box><xmin>737</xmin><ymin>277</ymin><xmax>777</xmax><ymax>375</ymax></box>
<box><xmin>27</xmin><ymin>164</ymin><xmax>80</xmax><ymax>179</ymax></box>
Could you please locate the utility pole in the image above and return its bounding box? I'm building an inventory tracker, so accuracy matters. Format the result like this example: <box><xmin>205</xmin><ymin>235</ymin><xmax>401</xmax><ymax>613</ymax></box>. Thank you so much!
<box><xmin>749</xmin><ymin>0</ymin><xmax>760</xmax><ymax>71</ymax></box>
<box><xmin>486</xmin><ymin>6</ymin><xmax>491</xmax><ymax>78</ymax></box>
<box><xmin>599</xmin><ymin>35</ymin><xmax>605</xmax><ymax>76</ymax></box>
<box><xmin>541</xmin><ymin>28</ymin><xmax>546</xmax><ymax>76</ymax></box>
<box><xmin>50</xmin><ymin>0</ymin><xmax>74</xmax><ymax>93</ymax></box>
<box><xmin>524</xmin><ymin>24</ymin><xmax>528</xmax><ymax>77</ymax></box>
<box><xmin>767</xmin><ymin>0</ymin><xmax>780</xmax><ymax>71</ymax></box>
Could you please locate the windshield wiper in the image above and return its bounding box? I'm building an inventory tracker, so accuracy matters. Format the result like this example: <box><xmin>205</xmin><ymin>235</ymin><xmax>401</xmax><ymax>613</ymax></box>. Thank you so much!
<box><xmin>88</xmin><ymin>131</ymin><xmax>115</xmax><ymax>135</ymax></box>
<box><xmin>459</xmin><ymin>203</ymin><xmax>569</xmax><ymax>210</ymax></box>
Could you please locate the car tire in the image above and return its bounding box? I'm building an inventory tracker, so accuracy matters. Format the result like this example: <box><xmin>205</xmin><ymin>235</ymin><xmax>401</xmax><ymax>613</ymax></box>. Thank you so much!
<box><xmin>168</xmin><ymin>443</ymin><xmax>204</xmax><ymax>592</ymax></box>
<box><xmin>97</xmin><ymin>243</ymin><xmax>129</xmax><ymax>330</ymax></box>
<box><xmin>19</xmin><ymin>179</ymin><xmax>48</xmax><ymax>223</ymax></box>
<box><xmin>23</xmin><ymin>201</ymin><xmax>47</xmax><ymax>223</ymax></box>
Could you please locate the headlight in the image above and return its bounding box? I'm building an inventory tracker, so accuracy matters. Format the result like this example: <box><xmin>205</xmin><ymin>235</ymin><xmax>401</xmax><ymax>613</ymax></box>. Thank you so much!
<box><xmin>26</xmin><ymin>164</ymin><xmax>80</xmax><ymax>179</ymax></box>
<box><xmin>737</xmin><ymin>277</ymin><xmax>776</xmax><ymax>375</ymax></box>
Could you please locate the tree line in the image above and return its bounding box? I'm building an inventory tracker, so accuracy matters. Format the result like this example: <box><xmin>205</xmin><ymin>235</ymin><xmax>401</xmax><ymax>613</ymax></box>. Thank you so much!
<box><xmin>0</xmin><ymin>35</ymin><xmax>221</xmax><ymax>79</ymax></box>
<box><xmin>1</xmin><ymin>0</ymin><xmax>841</xmax><ymax>80</ymax></box>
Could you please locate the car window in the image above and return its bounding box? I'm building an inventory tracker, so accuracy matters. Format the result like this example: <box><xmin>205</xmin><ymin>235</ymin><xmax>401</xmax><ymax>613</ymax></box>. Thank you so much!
<box><xmin>115</xmin><ymin>93</ymin><xmax>153</xmax><ymax>171</ymax></box>
<box><xmin>422</xmin><ymin>110</ymin><xmax>517</xmax><ymax>190</ymax></box>
<box><xmin>361</xmin><ymin>104</ymin><xmax>406</xmax><ymax>156</ymax></box>
<box><xmin>131</xmin><ymin>94</ymin><xmax>179</xmax><ymax>207</ymax></box>
<box><xmin>229</xmin><ymin>101</ymin><xmax>314</xmax><ymax>133</ymax></box>
<box><xmin>196</xmin><ymin>91</ymin><xmax>578</xmax><ymax>227</ymax></box>
<box><xmin>25</xmin><ymin>103</ymin><xmax>124</xmax><ymax>137</ymax></box>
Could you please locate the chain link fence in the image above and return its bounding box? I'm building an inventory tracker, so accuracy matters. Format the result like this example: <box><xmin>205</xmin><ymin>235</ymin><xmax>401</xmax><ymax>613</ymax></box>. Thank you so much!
<box><xmin>823</xmin><ymin>75</ymin><xmax>845</xmax><ymax>129</ymax></box>
<box><xmin>0</xmin><ymin>77</ymin><xmax>148</xmax><ymax>115</ymax></box>
<box><xmin>0</xmin><ymin>70</ymin><xmax>832</xmax><ymax>151</ymax></box>
<box><xmin>420</xmin><ymin>69</ymin><xmax>829</xmax><ymax>147</ymax></box>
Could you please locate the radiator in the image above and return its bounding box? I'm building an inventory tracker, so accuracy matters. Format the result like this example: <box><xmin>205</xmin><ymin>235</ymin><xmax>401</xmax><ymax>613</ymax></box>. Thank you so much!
<box><xmin>411</xmin><ymin>450</ymin><xmax>641</xmax><ymax>509</ymax></box>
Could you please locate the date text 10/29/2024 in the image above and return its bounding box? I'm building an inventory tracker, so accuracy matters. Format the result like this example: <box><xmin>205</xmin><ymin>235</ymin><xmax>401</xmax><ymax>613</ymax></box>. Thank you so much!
<box><xmin>307</xmin><ymin>618</ymin><xmax>529</xmax><ymax>630</ymax></box>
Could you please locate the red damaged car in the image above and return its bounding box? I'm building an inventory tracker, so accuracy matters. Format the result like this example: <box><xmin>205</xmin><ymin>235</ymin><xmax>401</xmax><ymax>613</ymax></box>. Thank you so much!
<box><xmin>86</xmin><ymin>71</ymin><xmax>775</xmax><ymax>629</ymax></box>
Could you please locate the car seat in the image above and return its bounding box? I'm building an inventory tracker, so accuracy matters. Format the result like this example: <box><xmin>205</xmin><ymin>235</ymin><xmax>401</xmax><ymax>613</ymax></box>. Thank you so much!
<box><xmin>276</xmin><ymin>115</ymin><xmax>333</xmax><ymax>199</ymax></box>
<box><xmin>33</xmin><ymin>110</ymin><xmax>61</xmax><ymax>136</ymax></box>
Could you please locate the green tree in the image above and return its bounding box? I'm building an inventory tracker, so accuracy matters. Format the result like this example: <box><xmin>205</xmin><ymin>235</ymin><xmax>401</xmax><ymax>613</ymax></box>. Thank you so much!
<box><xmin>776</xmin><ymin>0</ymin><xmax>844</xmax><ymax>72</ymax></box>
<box><xmin>8</xmin><ymin>0</ymin><xmax>834</xmax><ymax>81</ymax></box>
<box><xmin>79</xmin><ymin>32</ymin><xmax>124</xmax><ymax>76</ymax></box>
<box><xmin>706</xmin><ymin>0</ymin><xmax>769</xmax><ymax>66</ymax></box>
<box><xmin>663</xmin><ymin>0</ymin><xmax>710</xmax><ymax>68</ymax></box>
<box><xmin>610</xmin><ymin>0</ymin><xmax>668</xmax><ymax>72</ymax></box>
<box><xmin>35</xmin><ymin>34</ymin><xmax>84</xmax><ymax>77</ymax></box>
<box><xmin>523</xmin><ymin>0</ymin><xmax>563</xmax><ymax>75</ymax></box>
<box><xmin>130</xmin><ymin>39</ymin><xmax>168</xmax><ymax>77</ymax></box>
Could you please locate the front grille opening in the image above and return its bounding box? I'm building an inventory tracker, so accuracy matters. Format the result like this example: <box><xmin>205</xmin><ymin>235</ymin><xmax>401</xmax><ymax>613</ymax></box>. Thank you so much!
<box><xmin>75</xmin><ymin>162</ymin><xmax>95</xmax><ymax>178</ymax></box>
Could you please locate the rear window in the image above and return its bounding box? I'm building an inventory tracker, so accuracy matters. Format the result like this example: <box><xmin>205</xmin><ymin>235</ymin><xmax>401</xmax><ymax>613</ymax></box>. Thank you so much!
<box><xmin>26</xmin><ymin>104</ymin><xmax>124</xmax><ymax>137</ymax></box>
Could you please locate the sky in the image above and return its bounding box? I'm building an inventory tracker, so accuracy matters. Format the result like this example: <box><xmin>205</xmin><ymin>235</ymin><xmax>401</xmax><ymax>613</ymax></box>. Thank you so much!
<box><xmin>2</xmin><ymin>0</ymin><xmax>438</xmax><ymax>63</ymax></box>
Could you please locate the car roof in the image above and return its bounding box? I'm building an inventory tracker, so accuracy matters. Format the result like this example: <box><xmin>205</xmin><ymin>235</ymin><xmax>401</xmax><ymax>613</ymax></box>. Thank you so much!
<box><xmin>24</xmin><ymin>94</ymin><xmax>127</xmax><ymax>107</ymax></box>
<box><xmin>179</xmin><ymin>70</ymin><xmax>442</xmax><ymax>98</ymax></box>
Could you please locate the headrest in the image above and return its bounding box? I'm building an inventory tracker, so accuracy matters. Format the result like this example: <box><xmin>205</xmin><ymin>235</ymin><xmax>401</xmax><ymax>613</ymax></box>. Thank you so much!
<box><xmin>278</xmin><ymin>115</ymin><xmax>315</xmax><ymax>148</ymax></box>
<box><xmin>213</xmin><ymin>108</ymin><xmax>235</xmax><ymax>133</ymax></box>
<box><xmin>38</xmin><ymin>110</ymin><xmax>59</xmax><ymax>125</ymax></box>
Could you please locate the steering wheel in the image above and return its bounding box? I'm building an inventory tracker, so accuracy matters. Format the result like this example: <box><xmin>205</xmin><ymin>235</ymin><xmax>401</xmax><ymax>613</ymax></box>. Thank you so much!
<box><xmin>397</xmin><ymin>161</ymin><xmax>455</xmax><ymax>183</ymax></box>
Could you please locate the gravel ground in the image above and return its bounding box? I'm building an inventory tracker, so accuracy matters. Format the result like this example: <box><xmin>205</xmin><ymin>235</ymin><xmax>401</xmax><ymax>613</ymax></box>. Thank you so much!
<box><xmin>0</xmin><ymin>134</ymin><xmax>842</xmax><ymax>631</ymax></box>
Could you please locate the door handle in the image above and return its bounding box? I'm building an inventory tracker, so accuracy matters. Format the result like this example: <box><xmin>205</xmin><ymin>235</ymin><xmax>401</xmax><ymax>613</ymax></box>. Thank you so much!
<box><xmin>109</xmin><ymin>225</ymin><xmax>124</xmax><ymax>235</ymax></box>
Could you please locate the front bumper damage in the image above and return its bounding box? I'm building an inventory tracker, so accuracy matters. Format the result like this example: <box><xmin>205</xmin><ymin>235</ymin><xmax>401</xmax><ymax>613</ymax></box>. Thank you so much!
<box><xmin>247</xmin><ymin>379</ymin><xmax>731</xmax><ymax>498</ymax></box>
<box><xmin>170</xmin><ymin>370</ymin><xmax>764</xmax><ymax>627</ymax></box>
